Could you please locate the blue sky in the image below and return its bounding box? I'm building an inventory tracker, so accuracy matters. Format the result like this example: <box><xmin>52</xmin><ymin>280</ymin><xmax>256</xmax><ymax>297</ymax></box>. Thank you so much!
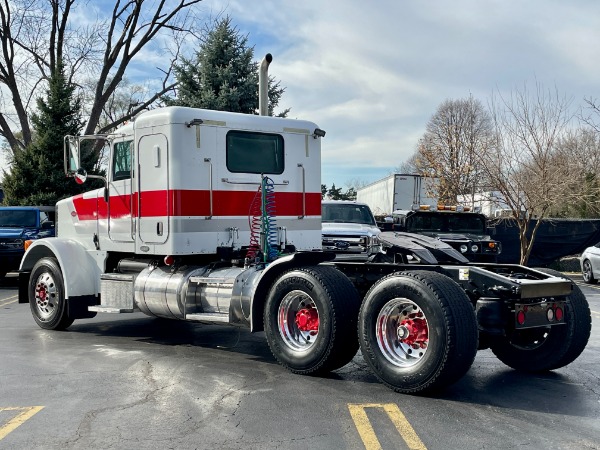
<box><xmin>203</xmin><ymin>0</ymin><xmax>600</xmax><ymax>188</ymax></box>
<box><xmin>4</xmin><ymin>0</ymin><xmax>600</xmax><ymax>189</ymax></box>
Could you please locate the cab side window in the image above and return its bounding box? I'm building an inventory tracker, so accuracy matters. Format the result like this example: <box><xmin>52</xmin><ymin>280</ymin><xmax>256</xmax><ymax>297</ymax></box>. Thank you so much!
<box><xmin>112</xmin><ymin>141</ymin><xmax>133</xmax><ymax>181</ymax></box>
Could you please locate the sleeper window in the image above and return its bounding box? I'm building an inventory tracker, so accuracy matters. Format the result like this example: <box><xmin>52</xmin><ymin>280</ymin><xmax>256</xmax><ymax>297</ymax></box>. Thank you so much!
<box><xmin>226</xmin><ymin>131</ymin><xmax>284</xmax><ymax>174</ymax></box>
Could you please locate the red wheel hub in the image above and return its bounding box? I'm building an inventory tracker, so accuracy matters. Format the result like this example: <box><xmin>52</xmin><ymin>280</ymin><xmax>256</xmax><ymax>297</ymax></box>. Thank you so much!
<box><xmin>398</xmin><ymin>314</ymin><xmax>428</xmax><ymax>348</ymax></box>
<box><xmin>295</xmin><ymin>307</ymin><xmax>319</xmax><ymax>332</ymax></box>
<box><xmin>36</xmin><ymin>284</ymin><xmax>47</xmax><ymax>302</ymax></box>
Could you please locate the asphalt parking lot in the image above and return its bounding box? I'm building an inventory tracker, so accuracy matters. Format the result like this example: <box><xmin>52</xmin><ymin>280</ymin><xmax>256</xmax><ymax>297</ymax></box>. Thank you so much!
<box><xmin>0</xmin><ymin>272</ymin><xmax>599</xmax><ymax>450</ymax></box>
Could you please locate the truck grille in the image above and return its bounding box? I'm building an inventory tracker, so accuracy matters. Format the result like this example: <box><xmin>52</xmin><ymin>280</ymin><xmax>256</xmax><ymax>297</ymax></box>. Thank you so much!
<box><xmin>322</xmin><ymin>235</ymin><xmax>367</xmax><ymax>254</ymax></box>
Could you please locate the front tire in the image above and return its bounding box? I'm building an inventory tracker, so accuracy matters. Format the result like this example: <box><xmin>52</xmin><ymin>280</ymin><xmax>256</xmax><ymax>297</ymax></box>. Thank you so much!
<box><xmin>264</xmin><ymin>266</ymin><xmax>360</xmax><ymax>375</ymax></box>
<box><xmin>359</xmin><ymin>271</ymin><xmax>478</xmax><ymax>394</ymax></box>
<box><xmin>490</xmin><ymin>269</ymin><xmax>591</xmax><ymax>371</ymax></box>
<box><xmin>582</xmin><ymin>259</ymin><xmax>597</xmax><ymax>284</ymax></box>
<box><xmin>28</xmin><ymin>257</ymin><xmax>74</xmax><ymax>330</ymax></box>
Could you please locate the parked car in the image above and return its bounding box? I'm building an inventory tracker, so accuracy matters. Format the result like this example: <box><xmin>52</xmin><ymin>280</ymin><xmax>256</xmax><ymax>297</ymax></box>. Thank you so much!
<box><xmin>580</xmin><ymin>242</ymin><xmax>600</xmax><ymax>283</ymax></box>
<box><xmin>321</xmin><ymin>200</ymin><xmax>381</xmax><ymax>260</ymax></box>
<box><xmin>0</xmin><ymin>206</ymin><xmax>55</xmax><ymax>279</ymax></box>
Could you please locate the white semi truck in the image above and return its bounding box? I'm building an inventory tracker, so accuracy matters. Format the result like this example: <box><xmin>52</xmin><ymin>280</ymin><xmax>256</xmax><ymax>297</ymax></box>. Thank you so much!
<box><xmin>17</xmin><ymin>57</ymin><xmax>591</xmax><ymax>394</ymax></box>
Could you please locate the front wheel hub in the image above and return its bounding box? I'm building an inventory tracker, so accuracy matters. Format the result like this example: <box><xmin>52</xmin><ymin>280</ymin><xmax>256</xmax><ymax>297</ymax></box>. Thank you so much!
<box><xmin>33</xmin><ymin>272</ymin><xmax>58</xmax><ymax>320</ymax></box>
<box><xmin>36</xmin><ymin>283</ymin><xmax>48</xmax><ymax>306</ymax></box>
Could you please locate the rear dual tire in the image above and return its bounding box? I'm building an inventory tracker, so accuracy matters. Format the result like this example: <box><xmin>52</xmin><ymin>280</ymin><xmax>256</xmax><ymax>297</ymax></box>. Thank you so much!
<box><xmin>264</xmin><ymin>266</ymin><xmax>361</xmax><ymax>375</ymax></box>
<box><xmin>358</xmin><ymin>271</ymin><xmax>478</xmax><ymax>394</ymax></box>
<box><xmin>490</xmin><ymin>269</ymin><xmax>591</xmax><ymax>372</ymax></box>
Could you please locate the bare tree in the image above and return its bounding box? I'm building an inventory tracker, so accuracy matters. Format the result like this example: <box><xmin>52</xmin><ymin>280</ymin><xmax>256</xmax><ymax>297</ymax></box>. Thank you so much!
<box><xmin>482</xmin><ymin>82</ymin><xmax>574</xmax><ymax>265</ymax></box>
<box><xmin>393</xmin><ymin>153</ymin><xmax>419</xmax><ymax>175</ymax></box>
<box><xmin>580</xmin><ymin>97</ymin><xmax>600</xmax><ymax>134</ymax></box>
<box><xmin>0</xmin><ymin>0</ymin><xmax>203</xmax><ymax>152</ymax></box>
<box><xmin>414</xmin><ymin>95</ymin><xmax>494</xmax><ymax>203</ymax></box>
<box><xmin>344</xmin><ymin>177</ymin><xmax>370</xmax><ymax>191</ymax></box>
<box><xmin>83</xmin><ymin>76</ymin><xmax>148</xmax><ymax>130</ymax></box>
<box><xmin>551</xmin><ymin>128</ymin><xmax>600</xmax><ymax>218</ymax></box>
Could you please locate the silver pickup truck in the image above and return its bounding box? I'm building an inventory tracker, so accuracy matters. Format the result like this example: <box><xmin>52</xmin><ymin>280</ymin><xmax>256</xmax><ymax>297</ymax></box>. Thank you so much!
<box><xmin>321</xmin><ymin>200</ymin><xmax>381</xmax><ymax>260</ymax></box>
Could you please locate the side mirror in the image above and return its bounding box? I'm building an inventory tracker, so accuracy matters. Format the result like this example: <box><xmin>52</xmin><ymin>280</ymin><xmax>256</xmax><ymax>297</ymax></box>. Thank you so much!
<box><xmin>487</xmin><ymin>226</ymin><xmax>496</xmax><ymax>236</ymax></box>
<box><xmin>74</xmin><ymin>168</ymin><xmax>87</xmax><ymax>185</ymax></box>
<box><xmin>41</xmin><ymin>221</ymin><xmax>54</xmax><ymax>229</ymax></box>
<box><xmin>64</xmin><ymin>135</ymin><xmax>81</xmax><ymax>176</ymax></box>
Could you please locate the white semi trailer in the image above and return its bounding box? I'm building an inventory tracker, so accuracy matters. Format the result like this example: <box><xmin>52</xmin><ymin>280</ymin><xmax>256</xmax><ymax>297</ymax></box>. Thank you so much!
<box><xmin>356</xmin><ymin>174</ymin><xmax>440</xmax><ymax>217</ymax></box>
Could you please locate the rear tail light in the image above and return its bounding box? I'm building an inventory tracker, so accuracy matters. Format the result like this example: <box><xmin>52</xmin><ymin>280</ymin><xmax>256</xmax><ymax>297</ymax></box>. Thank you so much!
<box><xmin>555</xmin><ymin>307</ymin><xmax>564</xmax><ymax>321</ymax></box>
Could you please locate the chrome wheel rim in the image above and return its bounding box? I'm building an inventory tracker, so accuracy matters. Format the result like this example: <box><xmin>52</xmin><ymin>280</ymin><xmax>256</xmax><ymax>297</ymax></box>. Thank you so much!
<box><xmin>34</xmin><ymin>271</ymin><xmax>59</xmax><ymax>321</ymax></box>
<box><xmin>583</xmin><ymin>260</ymin><xmax>593</xmax><ymax>281</ymax></box>
<box><xmin>376</xmin><ymin>298</ymin><xmax>429</xmax><ymax>367</ymax></box>
<box><xmin>278</xmin><ymin>290</ymin><xmax>319</xmax><ymax>352</ymax></box>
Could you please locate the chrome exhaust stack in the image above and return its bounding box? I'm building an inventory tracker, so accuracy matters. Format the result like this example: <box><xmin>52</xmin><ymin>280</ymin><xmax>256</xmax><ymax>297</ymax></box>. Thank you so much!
<box><xmin>259</xmin><ymin>53</ymin><xmax>272</xmax><ymax>116</ymax></box>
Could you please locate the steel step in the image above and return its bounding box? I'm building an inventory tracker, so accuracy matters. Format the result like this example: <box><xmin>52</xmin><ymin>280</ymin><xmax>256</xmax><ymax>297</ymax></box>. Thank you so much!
<box><xmin>185</xmin><ymin>313</ymin><xmax>229</xmax><ymax>323</ymax></box>
<box><xmin>88</xmin><ymin>306</ymin><xmax>135</xmax><ymax>314</ymax></box>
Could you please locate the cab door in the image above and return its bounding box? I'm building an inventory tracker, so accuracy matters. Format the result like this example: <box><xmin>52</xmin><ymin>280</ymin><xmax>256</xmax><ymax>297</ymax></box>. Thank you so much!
<box><xmin>137</xmin><ymin>133</ymin><xmax>169</xmax><ymax>244</ymax></box>
<box><xmin>108</xmin><ymin>139</ymin><xmax>135</xmax><ymax>243</ymax></box>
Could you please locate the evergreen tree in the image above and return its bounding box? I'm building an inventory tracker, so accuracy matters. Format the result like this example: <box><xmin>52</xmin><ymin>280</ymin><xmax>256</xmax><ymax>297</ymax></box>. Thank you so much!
<box><xmin>321</xmin><ymin>184</ymin><xmax>328</xmax><ymax>199</ymax></box>
<box><xmin>165</xmin><ymin>16</ymin><xmax>289</xmax><ymax>116</ymax></box>
<box><xmin>327</xmin><ymin>184</ymin><xmax>343</xmax><ymax>200</ymax></box>
<box><xmin>323</xmin><ymin>184</ymin><xmax>357</xmax><ymax>200</ymax></box>
<box><xmin>342</xmin><ymin>187</ymin><xmax>357</xmax><ymax>201</ymax></box>
<box><xmin>2</xmin><ymin>66</ymin><xmax>94</xmax><ymax>205</ymax></box>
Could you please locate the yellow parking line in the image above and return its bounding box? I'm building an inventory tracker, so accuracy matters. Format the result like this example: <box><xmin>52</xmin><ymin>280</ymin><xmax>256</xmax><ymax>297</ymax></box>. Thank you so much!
<box><xmin>576</xmin><ymin>282</ymin><xmax>600</xmax><ymax>291</ymax></box>
<box><xmin>349</xmin><ymin>404</ymin><xmax>380</xmax><ymax>449</ymax></box>
<box><xmin>348</xmin><ymin>403</ymin><xmax>427</xmax><ymax>450</ymax></box>
<box><xmin>0</xmin><ymin>298</ymin><xmax>18</xmax><ymax>306</ymax></box>
<box><xmin>0</xmin><ymin>295</ymin><xmax>19</xmax><ymax>307</ymax></box>
<box><xmin>0</xmin><ymin>406</ymin><xmax>44</xmax><ymax>440</ymax></box>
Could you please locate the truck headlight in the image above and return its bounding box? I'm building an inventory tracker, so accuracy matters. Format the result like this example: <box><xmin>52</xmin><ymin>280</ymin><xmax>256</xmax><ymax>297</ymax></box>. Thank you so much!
<box><xmin>368</xmin><ymin>235</ymin><xmax>381</xmax><ymax>253</ymax></box>
<box><xmin>460</xmin><ymin>244</ymin><xmax>468</xmax><ymax>253</ymax></box>
<box><xmin>471</xmin><ymin>244</ymin><xmax>479</xmax><ymax>253</ymax></box>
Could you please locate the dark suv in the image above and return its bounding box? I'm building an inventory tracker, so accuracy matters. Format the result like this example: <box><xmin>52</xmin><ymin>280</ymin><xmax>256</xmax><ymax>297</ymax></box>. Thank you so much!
<box><xmin>391</xmin><ymin>208</ymin><xmax>501</xmax><ymax>262</ymax></box>
<box><xmin>0</xmin><ymin>206</ymin><xmax>55</xmax><ymax>278</ymax></box>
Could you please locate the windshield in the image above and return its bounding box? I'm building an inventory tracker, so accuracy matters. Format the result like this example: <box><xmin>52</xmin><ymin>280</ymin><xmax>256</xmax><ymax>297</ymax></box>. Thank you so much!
<box><xmin>0</xmin><ymin>210</ymin><xmax>38</xmax><ymax>228</ymax></box>
<box><xmin>407</xmin><ymin>212</ymin><xmax>485</xmax><ymax>234</ymax></box>
<box><xmin>322</xmin><ymin>203</ymin><xmax>376</xmax><ymax>225</ymax></box>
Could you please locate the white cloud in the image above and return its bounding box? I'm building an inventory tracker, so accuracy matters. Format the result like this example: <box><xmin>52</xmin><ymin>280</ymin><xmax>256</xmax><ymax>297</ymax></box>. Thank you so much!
<box><xmin>120</xmin><ymin>0</ymin><xmax>600</xmax><ymax>185</ymax></box>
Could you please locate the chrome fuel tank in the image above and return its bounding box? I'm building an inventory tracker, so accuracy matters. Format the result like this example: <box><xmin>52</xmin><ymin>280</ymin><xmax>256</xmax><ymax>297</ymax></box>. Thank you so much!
<box><xmin>133</xmin><ymin>265</ymin><xmax>245</xmax><ymax>319</ymax></box>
